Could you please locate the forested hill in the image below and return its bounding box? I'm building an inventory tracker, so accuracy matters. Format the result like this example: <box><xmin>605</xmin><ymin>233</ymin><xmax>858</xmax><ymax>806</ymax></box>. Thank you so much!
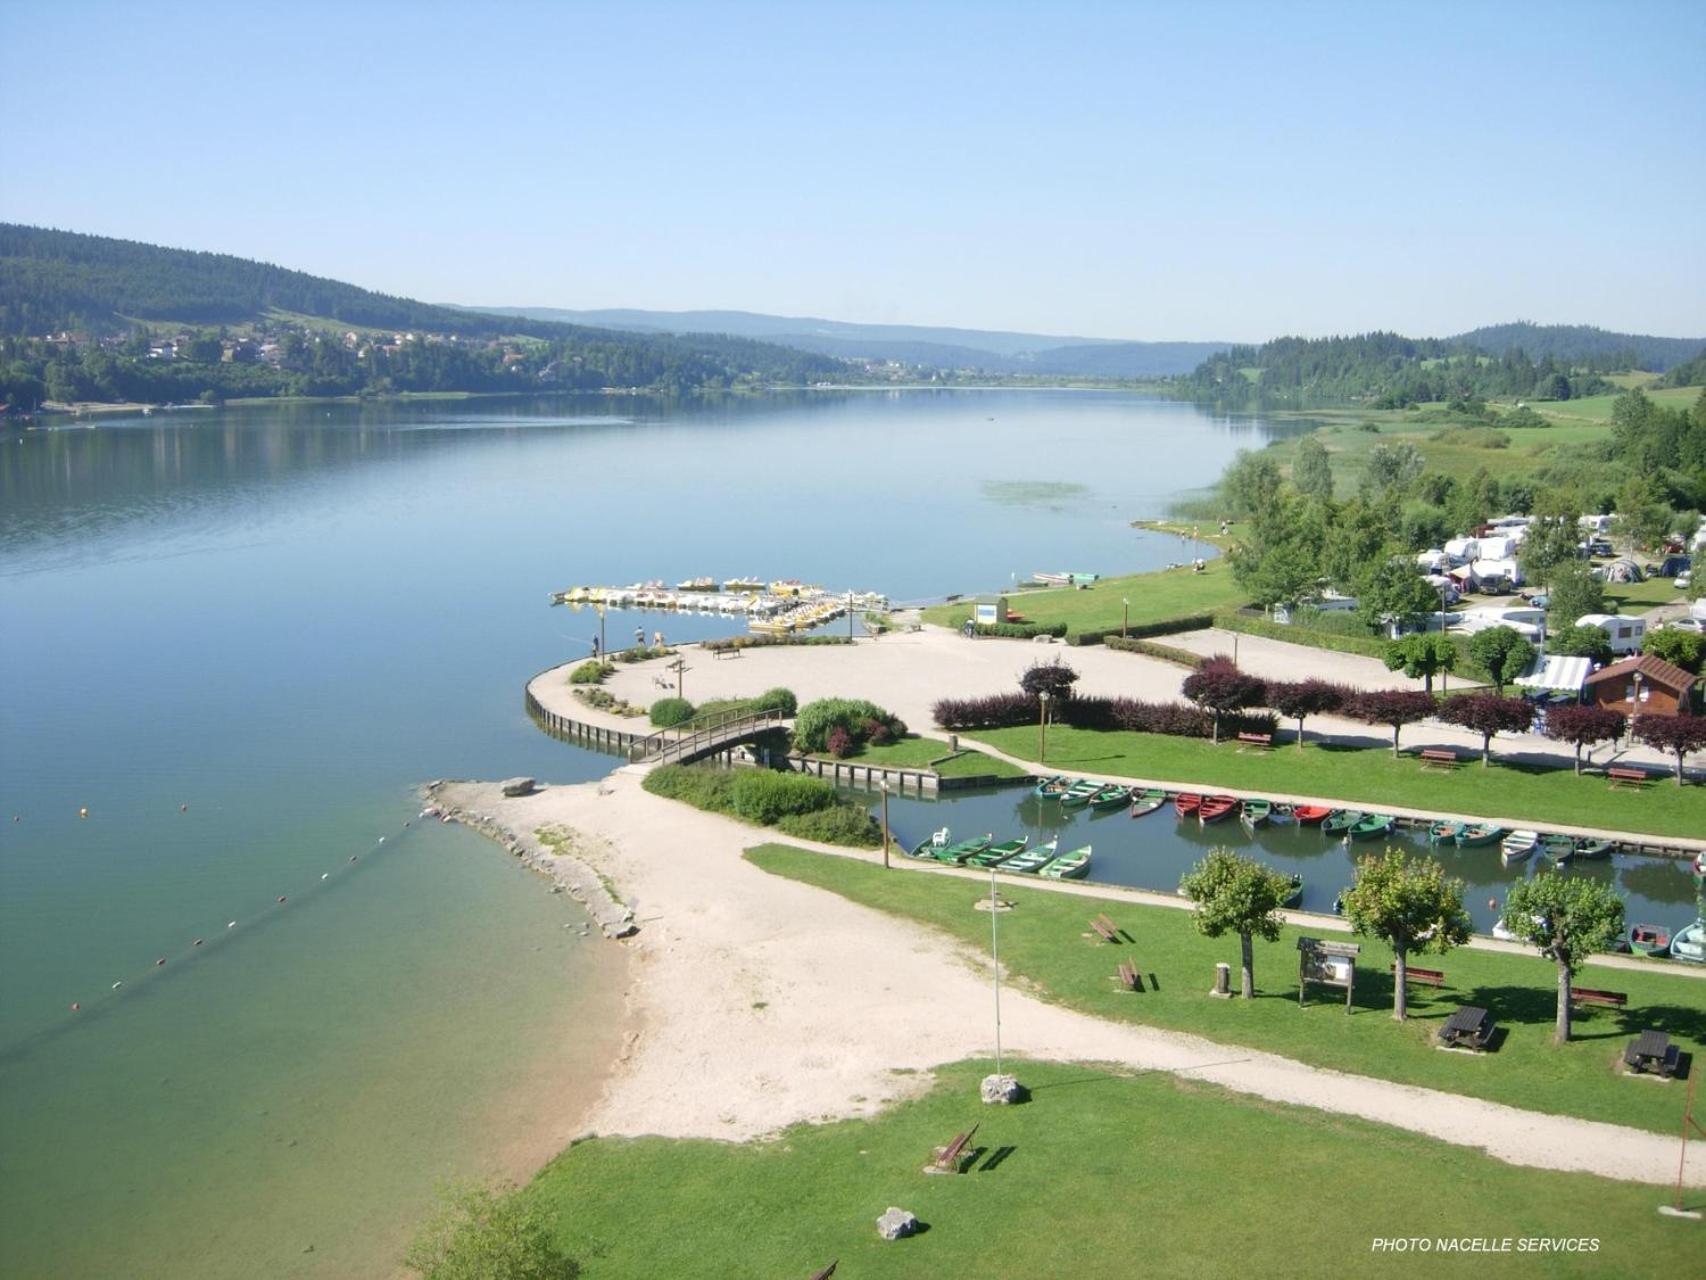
<box><xmin>1177</xmin><ymin>329</ymin><xmax>1703</xmax><ymax>410</ymax></box>
<box><xmin>0</xmin><ymin>225</ymin><xmax>854</xmax><ymax>404</ymax></box>
<box><xmin>1451</xmin><ymin>322</ymin><xmax>1706</xmax><ymax>372</ymax></box>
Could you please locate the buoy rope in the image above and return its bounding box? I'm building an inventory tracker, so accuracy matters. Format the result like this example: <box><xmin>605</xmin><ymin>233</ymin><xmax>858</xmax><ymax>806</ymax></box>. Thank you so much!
<box><xmin>54</xmin><ymin>809</ymin><xmax>431</xmax><ymax>1027</ymax></box>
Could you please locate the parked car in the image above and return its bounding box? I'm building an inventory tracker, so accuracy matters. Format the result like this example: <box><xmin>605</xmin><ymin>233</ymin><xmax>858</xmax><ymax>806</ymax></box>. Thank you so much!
<box><xmin>1676</xmin><ymin>571</ymin><xmax>1692</xmax><ymax>591</ymax></box>
<box><xmin>1662</xmin><ymin>616</ymin><xmax>1704</xmax><ymax>634</ymax></box>
<box><xmin>1588</xmin><ymin>539</ymin><xmax>1615</xmax><ymax>557</ymax></box>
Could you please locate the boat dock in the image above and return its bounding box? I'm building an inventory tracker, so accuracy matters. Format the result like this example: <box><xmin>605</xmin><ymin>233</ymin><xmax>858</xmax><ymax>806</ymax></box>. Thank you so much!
<box><xmin>552</xmin><ymin>578</ymin><xmax>888</xmax><ymax>634</ymax></box>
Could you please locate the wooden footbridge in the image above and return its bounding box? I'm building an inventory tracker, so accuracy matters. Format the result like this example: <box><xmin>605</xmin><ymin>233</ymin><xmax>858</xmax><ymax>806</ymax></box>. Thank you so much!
<box><xmin>626</xmin><ymin>707</ymin><xmax>791</xmax><ymax>765</ymax></box>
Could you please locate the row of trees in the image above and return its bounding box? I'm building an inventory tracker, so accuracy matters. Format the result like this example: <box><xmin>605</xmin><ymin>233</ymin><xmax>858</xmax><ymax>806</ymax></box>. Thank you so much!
<box><xmin>1178</xmin><ymin>332</ymin><xmax>1616</xmax><ymax>410</ymax></box>
<box><xmin>1181</xmin><ymin>846</ymin><xmax>1625</xmax><ymax>1043</ymax></box>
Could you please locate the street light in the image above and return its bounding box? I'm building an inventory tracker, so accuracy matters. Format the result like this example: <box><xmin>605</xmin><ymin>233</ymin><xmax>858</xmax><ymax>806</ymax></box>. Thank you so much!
<box><xmin>1038</xmin><ymin>690</ymin><xmax>1051</xmax><ymax>764</ymax></box>
<box><xmin>1437</xmin><ymin>582</ymin><xmax>1451</xmax><ymax>697</ymax></box>
<box><xmin>879</xmin><ymin>778</ymin><xmax>891</xmax><ymax>870</ymax></box>
<box><xmin>1122</xmin><ymin>597</ymin><xmax>1129</xmax><ymax>638</ymax></box>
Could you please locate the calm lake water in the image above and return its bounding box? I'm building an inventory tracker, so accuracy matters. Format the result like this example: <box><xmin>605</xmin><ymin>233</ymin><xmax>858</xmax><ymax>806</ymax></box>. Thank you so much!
<box><xmin>0</xmin><ymin>388</ymin><xmax>1303</xmax><ymax>1278</ymax></box>
<box><xmin>876</xmin><ymin>786</ymin><xmax>1705</xmax><ymax>935</ymax></box>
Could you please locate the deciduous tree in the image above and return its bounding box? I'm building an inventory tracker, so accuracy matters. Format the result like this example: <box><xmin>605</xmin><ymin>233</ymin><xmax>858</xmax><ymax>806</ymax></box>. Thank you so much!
<box><xmin>1549</xmin><ymin>623</ymin><xmax>1612</xmax><ymax>665</ymax></box>
<box><xmin>405</xmin><ymin>1181</ymin><xmax>580</xmax><ymax>1280</ymax></box>
<box><xmin>1345</xmin><ymin>689</ymin><xmax>1437</xmax><ymax>757</ymax></box>
<box><xmin>1340</xmin><ymin>849</ymin><xmax>1470</xmax><ymax>1020</ymax></box>
<box><xmin>1541</xmin><ymin>704</ymin><xmax>1625</xmax><ymax>774</ymax></box>
<box><xmin>1467</xmin><ymin>626</ymin><xmax>1536</xmax><ymax>693</ymax></box>
<box><xmin>1635</xmin><ymin>715</ymin><xmax>1706</xmax><ymax>785</ymax></box>
<box><xmin>1266</xmin><ymin>679</ymin><xmax>1344</xmax><ymax>749</ymax></box>
<box><xmin>1544</xmin><ymin>560</ymin><xmax>1606</xmax><ymax>629</ymax></box>
<box><xmin>1292</xmin><ymin>435</ymin><xmax>1334</xmax><ymax>500</ymax></box>
<box><xmin>1181</xmin><ymin>657</ymin><xmax>1266</xmax><ymax>745</ymax></box>
<box><xmin>1178</xmin><ymin>849</ymin><xmax>1294</xmax><ymax>999</ymax></box>
<box><xmin>1642</xmin><ymin>628</ymin><xmax>1705</xmax><ymax>674</ymax></box>
<box><xmin>1437</xmin><ymin>694</ymin><xmax>1535</xmax><ymax>765</ymax></box>
<box><xmin>1383</xmin><ymin>633</ymin><xmax>1457</xmax><ymax>694</ymax></box>
<box><xmin>1502</xmin><ymin>875</ymin><xmax>1625</xmax><ymax>1043</ymax></box>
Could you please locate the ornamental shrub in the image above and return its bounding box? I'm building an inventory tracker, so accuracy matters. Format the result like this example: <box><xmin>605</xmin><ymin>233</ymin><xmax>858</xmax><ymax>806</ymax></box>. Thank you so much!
<box><xmin>776</xmin><ymin>803</ymin><xmax>881</xmax><ymax>847</ymax></box>
<box><xmin>641</xmin><ymin>764</ymin><xmax>736</xmax><ymax>813</ymax></box>
<box><xmin>758</xmin><ymin>687</ymin><xmax>798</xmax><ymax>716</ymax></box>
<box><xmin>730</xmin><ymin>770</ymin><xmax>836</xmax><ymax>824</ymax></box>
<box><xmin>827</xmin><ymin>726</ymin><xmax>855</xmax><ymax>758</ymax></box>
<box><xmin>569</xmin><ymin>660</ymin><xmax>613</xmax><ymax>685</ymax></box>
<box><xmin>793</xmin><ymin>698</ymin><xmax>906</xmax><ymax>753</ymax></box>
<box><xmin>649</xmin><ymin>697</ymin><xmax>696</xmax><ymax>728</ymax></box>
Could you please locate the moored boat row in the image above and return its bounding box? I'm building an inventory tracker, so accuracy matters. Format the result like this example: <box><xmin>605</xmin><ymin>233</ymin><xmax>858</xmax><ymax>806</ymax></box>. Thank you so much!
<box><xmin>906</xmin><ymin>827</ymin><xmax>1092</xmax><ymax>879</ymax></box>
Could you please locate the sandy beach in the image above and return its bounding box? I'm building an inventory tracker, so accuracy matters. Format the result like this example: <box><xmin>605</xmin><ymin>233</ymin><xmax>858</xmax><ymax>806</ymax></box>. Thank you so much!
<box><xmin>433</xmin><ymin>771</ymin><xmax>1704</xmax><ymax>1186</ymax></box>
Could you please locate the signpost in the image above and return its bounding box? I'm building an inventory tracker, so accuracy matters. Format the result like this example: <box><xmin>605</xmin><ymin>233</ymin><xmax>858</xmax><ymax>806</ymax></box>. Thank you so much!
<box><xmin>1297</xmin><ymin>936</ymin><xmax>1360</xmax><ymax>1013</ymax></box>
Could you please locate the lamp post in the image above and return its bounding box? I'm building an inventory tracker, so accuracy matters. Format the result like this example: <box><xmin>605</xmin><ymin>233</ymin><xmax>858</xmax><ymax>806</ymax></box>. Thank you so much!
<box><xmin>1630</xmin><ymin>669</ymin><xmax>1643</xmax><ymax>744</ymax></box>
<box><xmin>879</xmin><ymin>778</ymin><xmax>891</xmax><ymax>870</ymax></box>
<box><xmin>847</xmin><ymin>590</ymin><xmax>854</xmax><ymax>641</ymax></box>
<box><xmin>1122</xmin><ymin>597</ymin><xmax>1129</xmax><ymax>638</ymax></box>
<box><xmin>1038</xmin><ymin>690</ymin><xmax>1051</xmax><ymax>764</ymax></box>
<box><xmin>990</xmin><ymin>859</ymin><xmax>1004</xmax><ymax>1078</ymax></box>
<box><xmin>1437</xmin><ymin>582</ymin><xmax>1451</xmax><ymax>698</ymax></box>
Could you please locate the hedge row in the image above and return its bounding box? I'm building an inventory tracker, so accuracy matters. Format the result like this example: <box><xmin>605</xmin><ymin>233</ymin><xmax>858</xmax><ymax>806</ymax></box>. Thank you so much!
<box><xmin>932</xmin><ymin>691</ymin><xmax>1277</xmax><ymax>741</ymax></box>
<box><xmin>701</xmin><ymin>634</ymin><xmax>854</xmax><ymax>651</ymax></box>
<box><xmin>1065</xmin><ymin>614</ymin><xmax>1217</xmax><ymax>646</ymax></box>
<box><xmin>1103</xmin><ymin>635</ymin><xmax>1205</xmax><ymax>668</ymax></box>
<box><xmin>975</xmin><ymin>621</ymin><xmax>1068</xmax><ymax>639</ymax></box>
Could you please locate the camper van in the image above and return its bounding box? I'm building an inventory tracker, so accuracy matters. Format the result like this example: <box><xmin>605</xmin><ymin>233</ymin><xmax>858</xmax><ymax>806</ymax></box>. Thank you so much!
<box><xmin>1575</xmin><ymin>613</ymin><xmax>1646</xmax><ymax>655</ymax></box>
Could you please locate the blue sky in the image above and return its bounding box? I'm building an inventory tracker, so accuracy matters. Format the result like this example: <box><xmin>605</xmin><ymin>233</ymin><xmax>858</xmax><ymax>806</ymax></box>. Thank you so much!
<box><xmin>3</xmin><ymin>1</ymin><xmax>1703</xmax><ymax>340</ymax></box>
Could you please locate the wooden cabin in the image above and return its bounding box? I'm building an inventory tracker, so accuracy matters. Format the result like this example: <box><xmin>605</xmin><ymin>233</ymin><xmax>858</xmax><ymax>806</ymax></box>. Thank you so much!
<box><xmin>1582</xmin><ymin>653</ymin><xmax>1696</xmax><ymax>718</ymax></box>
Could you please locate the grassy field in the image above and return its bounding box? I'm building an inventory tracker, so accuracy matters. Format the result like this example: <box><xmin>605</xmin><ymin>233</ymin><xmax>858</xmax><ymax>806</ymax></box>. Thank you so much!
<box><xmin>1531</xmin><ymin>385</ymin><xmax>1700</xmax><ymax>424</ymax></box>
<box><xmin>1604</xmin><ymin>575</ymin><xmax>1691</xmax><ymax>614</ymax></box>
<box><xmin>963</xmin><ymin>726</ymin><xmax>1706</xmax><ymax>840</ymax></box>
<box><xmin>811</xmin><ymin>734</ymin><xmax>1028</xmax><ymax>779</ymax></box>
<box><xmin>748</xmin><ymin>845</ymin><xmax>1706</xmax><ymax>1136</ymax></box>
<box><xmin>528</xmin><ymin>1056</ymin><xmax>1700</xmax><ymax>1278</ymax></box>
<box><xmin>922</xmin><ymin>554</ymin><xmax>1248</xmax><ymax>637</ymax></box>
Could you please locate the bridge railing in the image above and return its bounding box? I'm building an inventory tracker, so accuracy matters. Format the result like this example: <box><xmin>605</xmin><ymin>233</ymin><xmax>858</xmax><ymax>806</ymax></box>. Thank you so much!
<box><xmin>627</xmin><ymin>706</ymin><xmax>789</xmax><ymax>763</ymax></box>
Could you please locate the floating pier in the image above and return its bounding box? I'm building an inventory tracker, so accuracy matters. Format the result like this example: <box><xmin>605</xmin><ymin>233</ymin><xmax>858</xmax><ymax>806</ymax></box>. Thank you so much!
<box><xmin>552</xmin><ymin>578</ymin><xmax>888</xmax><ymax>634</ymax></box>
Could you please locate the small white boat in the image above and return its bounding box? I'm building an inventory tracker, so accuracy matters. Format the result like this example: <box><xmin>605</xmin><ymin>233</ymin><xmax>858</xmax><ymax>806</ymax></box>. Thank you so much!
<box><xmin>1492</xmin><ymin>912</ymin><xmax>1544</xmax><ymax>943</ymax></box>
<box><xmin>1500</xmin><ymin>830</ymin><xmax>1539</xmax><ymax>863</ymax></box>
<box><xmin>1672</xmin><ymin>919</ymin><xmax>1705</xmax><ymax>964</ymax></box>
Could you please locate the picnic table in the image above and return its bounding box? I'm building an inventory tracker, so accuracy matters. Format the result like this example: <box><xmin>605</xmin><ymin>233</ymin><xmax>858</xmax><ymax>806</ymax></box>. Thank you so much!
<box><xmin>1624</xmin><ymin>1030</ymin><xmax>1681</xmax><ymax>1077</ymax></box>
<box><xmin>1438</xmin><ymin>1005</ymin><xmax>1495</xmax><ymax>1050</ymax></box>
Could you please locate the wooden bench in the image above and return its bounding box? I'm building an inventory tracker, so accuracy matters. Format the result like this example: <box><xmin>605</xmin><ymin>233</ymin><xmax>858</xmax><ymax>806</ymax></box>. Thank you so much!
<box><xmin>1116</xmin><ymin>961</ymin><xmax>1141</xmax><ymax>992</ymax></box>
<box><xmin>807</xmin><ymin>1264</ymin><xmax>838</xmax><ymax>1280</ymax></box>
<box><xmin>1419</xmin><ymin>748</ymin><xmax>1459</xmax><ymax>770</ymax></box>
<box><xmin>711</xmin><ymin>647</ymin><xmax>742</xmax><ymax>660</ymax></box>
<box><xmin>1236</xmin><ymin>732</ymin><xmax>1272</xmax><ymax>752</ymax></box>
<box><xmin>929</xmin><ymin>1123</ymin><xmax>978</xmax><ymax>1174</ymax></box>
<box><xmin>1089</xmin><ymin>914</ymin><xmax>1121</xmax><ymax>944</ymax></box>
<box><xmin>1393</xmin><ymin>963</ymin><xmax>1446</xmax><ymax>988</ymax></box>
<box><xmin>1607</xmin><ymin>766</ymin><xmax>1650</xmax><ymax>790</ymax></box>
<box><xmin>1570</xmin><ymin>986</ymin><xmax>1628</xmax><ymax>1010</ymax></box>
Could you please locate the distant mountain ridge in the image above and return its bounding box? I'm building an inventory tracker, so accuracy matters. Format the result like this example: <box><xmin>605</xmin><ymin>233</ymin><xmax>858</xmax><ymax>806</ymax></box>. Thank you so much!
<box><xmin>466</xmin><ymin>305</ymin><xmax>1232</xmax><ymax>377</ymax></box>
<box><xmin>1449</xmin><ymin>322</ymin><xmax>1706</xmax><ymax>371</ymax></box>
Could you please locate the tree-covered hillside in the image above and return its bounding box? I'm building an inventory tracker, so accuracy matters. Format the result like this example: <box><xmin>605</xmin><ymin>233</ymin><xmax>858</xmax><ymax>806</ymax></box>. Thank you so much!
<box><xmin>0</xmin><ymin>225</ymin><xmax>853</xmax><ymax>405</ymax></box>
<box><xmin>1452</xmin><ymin>322</ymin><xmax>1706</xmax><ymax>372</ymax></box>
<box><xmin>1178</xmin><ymin>331</ymin><xmax>1620</xmax><ymax>410</ymax></box>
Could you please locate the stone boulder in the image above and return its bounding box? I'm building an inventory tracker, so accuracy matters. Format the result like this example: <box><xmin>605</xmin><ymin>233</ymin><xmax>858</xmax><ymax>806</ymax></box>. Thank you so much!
<box><xmin>500</xmin><ymin>777</ymin><xmax>537</xmax><ymax>797</ymax></box>
<box><xmin>875</xmin><ymin>1207</ymin><xmax>919</xmax><ymax>1240</ymax></box>
<box><xmin>980</xmin><ymin>1073</ymin><xmax>1024</xmax><ymax>1105</ymax></box>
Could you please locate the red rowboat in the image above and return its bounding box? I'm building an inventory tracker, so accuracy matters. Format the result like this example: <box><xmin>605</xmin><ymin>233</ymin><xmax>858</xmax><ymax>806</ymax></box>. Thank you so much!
<box><xmin>1293</xmin><ymin>805</ymin><xmax>1332</xmax><ymax>825</ymax></box>
<box><xmin>1199</xmin><ymin>795</ymin><xmax>1238</xmax><ymax>824</ymax></box>
<box><xmin>1174</xmin><ymin>792</ymin><xmax>1202</xmax><ymax>818</ymax></box>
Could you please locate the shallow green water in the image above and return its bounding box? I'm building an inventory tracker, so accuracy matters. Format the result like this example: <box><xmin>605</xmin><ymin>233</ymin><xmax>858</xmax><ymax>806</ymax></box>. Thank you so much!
<box><xmin>0</xmin><ymin>388</ymin><xmax>1299</xmax><ymax>1276</ymax></box>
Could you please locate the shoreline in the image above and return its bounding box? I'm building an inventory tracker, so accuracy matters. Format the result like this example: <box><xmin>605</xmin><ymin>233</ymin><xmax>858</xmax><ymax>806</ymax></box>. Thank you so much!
<box><xmin>428</xmin><ymin>767</ymin><xmax>1702</xmax><ymax>1183</ymax></box>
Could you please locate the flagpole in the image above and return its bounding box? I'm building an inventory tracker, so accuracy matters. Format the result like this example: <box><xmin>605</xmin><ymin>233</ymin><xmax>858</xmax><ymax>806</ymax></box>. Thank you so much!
<box><xmin>990</xmin><ymin>863</ymin><xmax>1002</xmax><ymax>1076</ymax></box>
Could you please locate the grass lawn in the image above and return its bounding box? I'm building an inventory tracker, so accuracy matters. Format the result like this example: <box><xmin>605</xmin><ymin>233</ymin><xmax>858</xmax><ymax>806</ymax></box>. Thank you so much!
<box><xmin>811</xmin><ymin>735</ymin><xmax>1028</xmax><ymax>780</ymax></box>
<box><xmin>747</xmin><ymin>845</ymin><xmax>1706</xmax><ymax>1136</ymax></box>
<box><xmin>922</xmin><ymin>555</ymin><xmax>1249</xmax><ymax>637</ymax></box>
<box><xmin>963</xmin><ymin>725</ymin><xmax>1706</xmax><ymax>840</ymax></box>
<box><xmin>1604</xmin><ymin>575</ymin><xmax>1691</xmax><ymax>614</ymax></box>
<box><xmin>529</xmin><ymin>1057</ymin><xmax>1700</xmax><ymax>1278</ymax></box>
<box><xmin>1531</xmin><ymin>386</ymin><xmax>1700</xmax><ymax>424</ymax></box>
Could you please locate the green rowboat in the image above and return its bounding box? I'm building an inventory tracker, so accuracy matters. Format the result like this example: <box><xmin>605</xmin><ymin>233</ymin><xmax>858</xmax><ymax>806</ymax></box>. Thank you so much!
<box><xmin>1033</xmin><ymin>775</ymin><xmax>1070</xmax><ymax>801</ymax></box>
<box><xmin>1349</xmin><ymin>814</ymin><xmax>1394</xmax><ymax>841</ymax></box>
<box><xmin>1040</xmin><ymin>844</ymin><xmax>1092</xmax><ymax>879</ymax></box>
<box><xmin>1059</xmin><ymin>779</ymin><xmax>1102</xmax><ymax>808</ymax></box>
<box><xmin>1321</xmin><ymin>810</ymin><xmax>1363</xmax><ymax>836</ymax></box>
<box><xmin>1540</xmin><ymin>834</ymin><xmax>1574</xmax><ymax>865</ymax></box>
<box><xmin>1279</xmin><ymin>873</ymin><xmax>1303</xmax><ymax>908</ymax></box>
<box><xmin>999</xmin><ymin>839</ymin><xmax>1058</xmax><ymax>875</ymax></box>
<box><xmin>909</xmin><ymin>828</ymin><xmax>950</xmax><ymax>859</ymax></box>
<box><xmin>1088</xmin><ymin>784</ymin><xmax>1133</xmax><ymax>812</ymax></box>
<box><xmin>1428</xmin><ymin>819</ymin><xmax>1465</xmax><ymax>844</ymax></box>
<box><xmin>1573</xmin><ymin>837</ymin><xmax>1613</xmax><ymax>860</ymax></box>
<box><xmin>1129</xmin><ymin>788</ymin><xmax>1167</xmax><ymax>817</ymax></box>
<box><xmin>937</xmin><ymin>833</ymin><xmax>992</xmax><ymax>864</ymax></box>
<box><xmin>1240</xmin><ymin>798</ymin><xmax>1272</xmax><ymax>828</ymax></box>
<box><xmin>966</xmin><ymin>836</ymin><xmax>1028</xmax><ymax>867</ymax></box>
<box><xmin>1455</xmin><ymin>823</ymin><xmax>1503</xmax><ymax>848</ymax></box>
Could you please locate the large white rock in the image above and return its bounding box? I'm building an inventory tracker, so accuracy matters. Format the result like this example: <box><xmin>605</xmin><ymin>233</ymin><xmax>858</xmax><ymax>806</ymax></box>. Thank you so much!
<box><xmin>876</xmin><ymin>1207</ymin><xmax>919</xmax><ymax>1240</ymax></box>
